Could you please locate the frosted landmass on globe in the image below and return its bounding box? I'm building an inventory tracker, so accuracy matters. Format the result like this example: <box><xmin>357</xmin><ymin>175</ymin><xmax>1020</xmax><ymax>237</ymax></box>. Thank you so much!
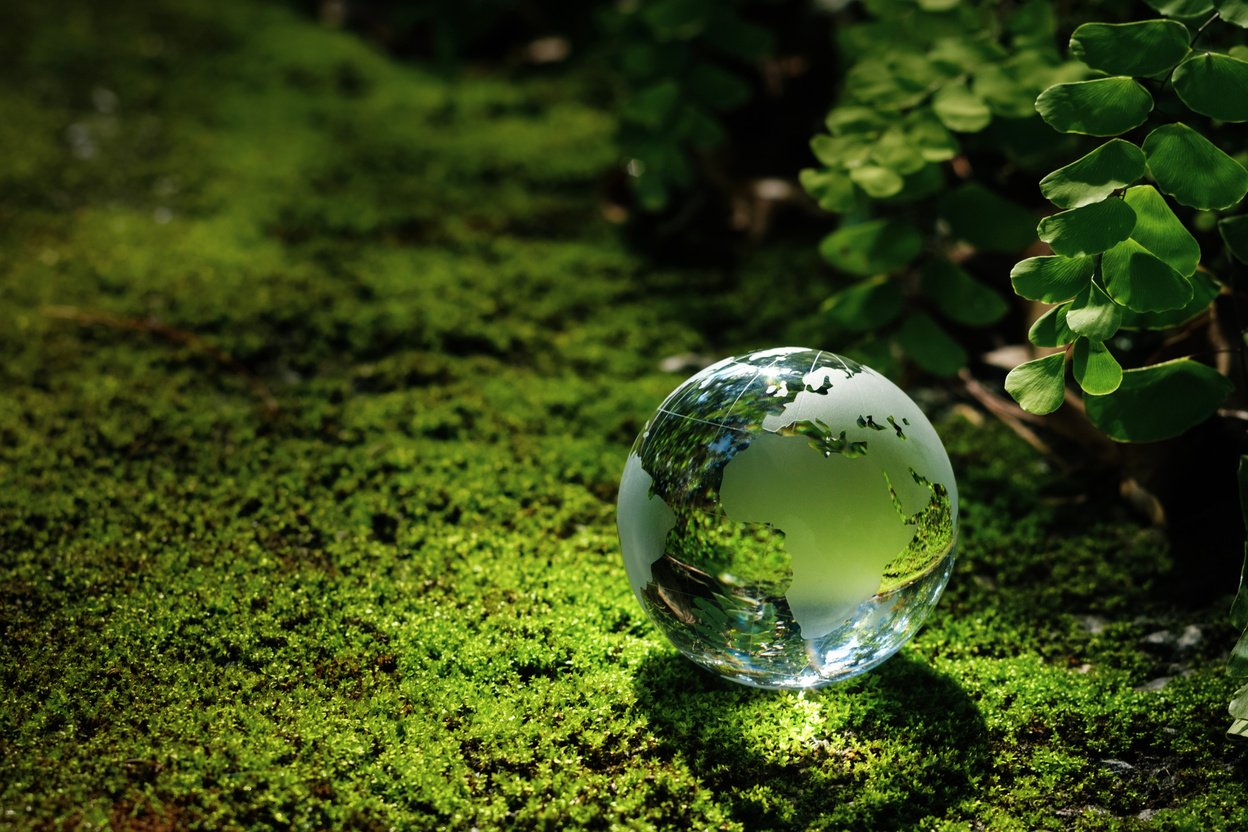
<box><xmin>617</xmin><ymin>347</ymin><xmax>958</xmax><ymax>689</ymax></box>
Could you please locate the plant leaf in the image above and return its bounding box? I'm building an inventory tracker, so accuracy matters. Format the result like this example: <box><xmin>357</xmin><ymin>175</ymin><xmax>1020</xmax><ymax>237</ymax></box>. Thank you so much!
<box><xmin>1119</xmin><ymin>270</ymin><xmax>1221</xmax><ymax>329</ymax></box>
<box><xmin>1035</xmin><ymin>78</ymin><xmax>1154</xmax><ymax>137</ymax></box>
<box><xmin>922</xmin><ymin>259</ymin><xmax>1009</xmax><ymax>326</ymax></box>
<box><xmin>1039</xmin><ymin>139</ymin><xmax>1147</xmax><ymax>209</ymax></box>
<box><xmin>939</xmin><ymin>184</ymin><xmax>1037</xmax><ymax>253</ymax></box>
<box><xmin>1231</xmin><ymin>457</ymin><xmax>1248</xmax><ymax>630</ymax></box>
<box><xmin>870</xmin><ymin>125</ymin><xmax>926</xmax><ymax>175</ymax></box>
<box><xmin>641</xmin><ymin>0</ymin><xmax>713</xmax><ymax>40</ymax></box>
<box><xmin>1067</xmin><ymin>281</ymin><xmax>1124</xmax><ymax>339</ymax></box>
<box><xmin>1122</xmin><ymin>185</ymin><xmax>1201</xmax><ymax>276</ymax></box>
<box><xmin>932</xmin><ymin>82</ymin><xmax>992</xmax><ymax>133</ymax></box>
<box><xmin>822</xmin><ymin>275</ymin><xmax>905</xmax><ymax>332</ymax></box>
<box><xmin>799</xmin><ymin>168</ymin><xmax>857</xmax><ymax>214</ymax></box>
<box><xmin>1143</xmin><ymin>123</ymin><xmax>1248</xmax><ymax>211</ymax></box>
<box><xmin>1233</xmin><ymin>631</ymin><xmax>1248</xmax><ymax>676</ymax></box>
<box><xmin>1072</xmin><ymin>337</ymin><xmax>1123</xmax><ymax>395</ymax></box>
<box><xmin>850</xmin><ymin>165</ymin><xmax>906</xmax><ymax>198</ymax></box>
<box><xmin>1029</xmin><ymin>303</ymin><xmax>1077</xmax><ymax>347</ymax></box>
<box><xmin>1011</xmin><ymin>255</ymin><xmax>1097</xmax><ymax>302</ymax></box>
<box><xmin>1084</xmin><ymin>358</ymin><xmax>1232</xmax><ymax>442</ymax></box>
<box><xmin>1005</xmin><ymin>352</ymin><xmax>1068</xmax><ymax>415</ymax></box>
<box><xmin>811</xmin><ymin>133</ymin><xmax>873</xmax><ymax>168</ymax></box>
<box><xmin>1069</xmin><ymin>20</ymin><xmax>1191</xmax><ymax>77</ymax></box>
<box><xmin>1173</xmin><ymin>52</ymin><xmax>1248</xmax><ymax>122</ymax></box>
<box><xmin>686</xmin><ymin>63</ymin><xmax>752</xmax><ymax>111</ymax></box>
<box><xmin>1143</xmin><ymin>0</ymin><xmax>1214</xmax><ymax>14</ymax></box>
<box><xmin>1102</xmin><ymin>239</ymin><xmax>1194</xmax><ymax>312</ymax></box>
<box><xmin>895</xmin><ymin>312</ymin><xmax>967</xmax><ymax>377</ymax></box>
<box><xmin>819</xmin><ymin>219</ymin><xmax>923</xmax><ymax>276</ymax></box>
<box><xmin>1221</xmin><ymin>215</ymin><xmax>1248</xmax><ymax>264</ymax></box>
<box><xmin>1037</xmin><ymin>198</ymin><xmax>1137</xmax><ymax>257</ymax></box>
<box><xmin>1216</xmin><ymin>0</ymin><xmax>1248</xmax><ymax>27</ymax></box>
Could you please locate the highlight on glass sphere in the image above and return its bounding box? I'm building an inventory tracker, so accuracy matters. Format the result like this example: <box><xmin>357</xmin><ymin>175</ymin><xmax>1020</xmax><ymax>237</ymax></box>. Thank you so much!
<box><xmin>617</xmin><ymin>347</ymin><xmax>958</xmax><ymax>689</ymax></box>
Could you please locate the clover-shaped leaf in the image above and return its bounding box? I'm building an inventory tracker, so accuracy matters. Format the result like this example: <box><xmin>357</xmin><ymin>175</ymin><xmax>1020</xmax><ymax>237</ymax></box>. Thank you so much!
<box><xmin>1102</xmin><ymin>239</ymin><xmax>1194</xmax><ymax>312</ymax></box>
<box><xmin>1173</xmin><ymin>52</ymin><xmax>1248</xmax><ymax>122</ymax></box>
<box><xmin>1143</xmin><ymin>123</ymin><xmax>1248</xmax><ymax>211</ymax></box>
<box><xmin>1039</xmin><ymin>139</ymin><xmax>1146</xmax><ymax>209</ymax></box>
<box><xmin>1011</xmin><ymin>255</ymin><xmax>1096</xmax><ymax>303</ymax></box>
<box><xmin>1035</xmin><ymin>78</ymin><xmax>1153</xmax><ymax>136</ymax></box>
<box><xmin>1037</xmin><ymin>198</ymin><xmax>1137</xmax><ymax>257</ymax></box>
<box><xmin>1072</xmin><ymin>337</ymin><xmax>1124</xmax><ymax>395</ymax></box>
<box><xmin>1069</xmin><ymin>20</ymin><xmax>1190</xmax><ymax>77</ymax></box>
<box><xmin>1005</xmin><ymin>352</ymin><xmax>1067</xmax><ymax>414</ymax></box>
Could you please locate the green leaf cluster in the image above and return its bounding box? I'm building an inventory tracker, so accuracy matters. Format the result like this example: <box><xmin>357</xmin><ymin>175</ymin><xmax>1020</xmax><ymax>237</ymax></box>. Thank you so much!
<box><xmin>1006</xmin><ymin>6</ymin><xmax>1245</xmax><ymax>439</ymax></box>
<box><xmin>612</xmin><ymin>0</ymin><xmax>772</xmax><ymax>210</ymax></box>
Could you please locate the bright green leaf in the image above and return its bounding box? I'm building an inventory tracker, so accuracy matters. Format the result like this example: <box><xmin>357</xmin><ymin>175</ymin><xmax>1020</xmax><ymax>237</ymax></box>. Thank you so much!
<box><xmin>933</xmin><ymin>83</ymin><xmax>992</xmax><ymax>133</ymax></box>
<box><xmin>1037</xmin><ymin>198</ymin><xmax>1137</xmax><ymax>257</ymax></box>
<box><xmin>1119</xmin><ymin>270</ymin><xmax>1221</xmax><ymax>329</ymax></box>
<box><xmin>870</xmin><ymin>126</ymin><xmax>926</xmax><ymax>175</ymax></box>
<box><xmin>1039</xmin><ymin>139</ymin><xmax>1146</xmax><ymax>209</ymax></box>
<box><xmin>1143</xmin><ymin>0</ymin><xmax>1214</xmax><ymax>14</ymax></box>
<box><xmin>1072</xmin><ymin>338</ymin><xmax>1123</xmax><ymax>395</ymax></box>
<box><xmin>1217</xmin><ymin>0</ymin><xmax>1248</xmax><ymax>26</ymax></box>
<box><xmin>922</xmin><ymin>259</ymin><xmax>1009</xmax><ymax>326</ymax></box>
<box><xmin>1084</xmin><ymin>358</ymin><xmax>1233</xmax><ymax>441</ymax></box>
<box><xmin>939</xmin><ymin>184</ymin><xmax>1036</xmax><ymax>253</ymax></box>
<box><xmin>825</xmin><ymin>106</ymin><xmax>886</xmax><ymax>136</ymax></box>
<box><xmin>1029</xmin><ymin>303</ymin><xmax>1077</xmax><ymax>347</ymax></box>
<box><xmin>917</xmin><ymin>0</ymin><xmax>960</xmax><ymax>9</ymax></box>
<box><xmin>1035</xmin><ymin>78</ymin><xmax>1154</xmax><ymax>137</ymax></box>
<box><xmin>1122</xmin><ymin>185</ymin><xmax>1201</xmax><ymax>276</ymax></box>
<box><xmin>1173</xmin><ymin>52</ymin><xmax>1248</xmax><ymax>122</ymax></box>
<box><xmin>1143</xmin><ymin>123</ymin><xmax>1248</xmax><ymax>211</ymax></box>
<box><xmin>1005</xmin><ymin>352</ymin><xmax>1068</xmax><ymax>414</ymax></box>
<box><xmin>1221</xmin><ymin>215</ymin><xmax>1248</xmax><ymax>263</ymax></box>
<box><xmin>811</xmin><ymin>133</ymin><xmax>873</xmax><ymax>168</ymax></box>
<box><xmin>1067</xmin><ymin>281</ymin><xmax>1124</xmax><ymax>340</ymax></box>
<box><xmin>1069</xmin><ymin>20</ymin><xmax>1191</xmax><ymax>77</ymax></box>
<box><xmin>822</xmin><ymin>275</ymin><xmax>905</xmax><ymax>332</ymax></box>
<box><xmin>1011</xmin><ymin>255</ymin><xmax>1096</xmax><ymax>302</ymax></box>
<box><xmin>800</xmin><ymin>168</ymin><xmax>857</xmax><ymax>214</ymax></box>
<box><xmin>895</xmin><ymin>313</ymin><xmax>967</xmax><ymax>377</ymax></box>
<box><xmin>849</xmin><ymin>165</ymin><xmax>906</xmax><ymax>198</ymax></box>
<box><xmin>904</xmin><ymin>111</ymin><xmax>959</xmax><ymax>161</ymax></box>
<box><xmin>1102</xmin><ymin>238</ymin><xmax>1194</xmax><ymax>312</ymax></box>
<box><xmin>819</xmin><ymin>219</ymin><xmax>923</xmax><ymax>276</ymax></box>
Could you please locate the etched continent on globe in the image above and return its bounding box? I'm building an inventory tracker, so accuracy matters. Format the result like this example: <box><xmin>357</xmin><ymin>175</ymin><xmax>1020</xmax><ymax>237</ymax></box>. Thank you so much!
<box><xmin>617</xmin><ymin>347</ymin><xmax>957</xmax><ymax>689</ymax></box>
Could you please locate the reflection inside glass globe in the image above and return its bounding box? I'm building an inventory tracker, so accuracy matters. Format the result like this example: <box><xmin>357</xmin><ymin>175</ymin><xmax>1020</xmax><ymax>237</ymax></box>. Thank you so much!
<box><xmin>617</xmin><ymin>347</ymin><xmax>958</xmax><ymax>689</ymax></box>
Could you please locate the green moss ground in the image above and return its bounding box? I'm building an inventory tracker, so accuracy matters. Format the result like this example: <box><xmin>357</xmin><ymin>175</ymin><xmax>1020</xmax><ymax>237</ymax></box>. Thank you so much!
<box><xmin>2</xmin><ymin>2</ymin><xmax>1247</xmax><ymax>829</ymax></box>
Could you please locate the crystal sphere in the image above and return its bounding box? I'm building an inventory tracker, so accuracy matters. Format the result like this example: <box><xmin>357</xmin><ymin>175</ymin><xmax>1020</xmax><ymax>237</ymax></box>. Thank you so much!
<box><xmin>617</xmin><ymin>347</ymin><xmax>958</xmax><ymax>689</ymax></box>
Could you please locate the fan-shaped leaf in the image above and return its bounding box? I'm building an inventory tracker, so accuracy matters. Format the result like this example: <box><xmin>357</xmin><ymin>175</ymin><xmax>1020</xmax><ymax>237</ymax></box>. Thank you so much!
<box><xmin>1029</xmin><ymin>303</ymin><xmax>1077</xmax><ymax>347</ymax></box>
<box><xmin>822</xmin><ymin>275</ymin><xmax>905</xmax><ymax>331</ymax></box>
<box><xmin>1216</xmin><ymin>0</ymin><xmax>1248</xmax><ymax>26</ymax></box>
<box><xmin>933</xmin><ymin>83</ymin><xmax>992</xmax><ymax>133</ymax></box>
<box><xmin>870</xmin><ymin>126</ymin><xmax>926</xmax><ymax>175</ymax></box>
<box><xmin>850</xmin><ymin>165</ymin><xmax>906</xmax><ymax>198</ymax></box>
<box><xmin>1122</xmin><ymin>185</ymin><xmax>1201</xmax><ymax>276</ymax></box>
<box><xmin>1067</xmin><ymin>281</ymin><xmax>1124</xmax><ymax>340</ymax></box>
<box><xmin>1143</xmin><ymin>123</ymin><xmax>1248</xmax><ymax>211</ymax></box>
<box><xmin>1011</xmin><ymin>255</ymin><xmax>1096</xmax><ymax>302</ymax></box>
<box><xmin>811</xmin><ymin>133</ymin><xmax>873</xmax><ymax>168</ymax></box>
<box><xmin>1039</xmin><ymin>139</ymin><xmax>1147</xmax><ymax>209</ymax></box>
<box><xmin>825</xmin><ymin>106</ymin><xmax>886</xmax><ymax>135</ymax></box>
<box><xmin>819</xmin><ymin>219</ymin><xmax>923</xmax><ymax>276</ymax></box>
<box><xmin>1035</xmin><ymin>78</ymin><xmax>1154</xmax><ymax>136</ymax></box>
<box><xmin>1084</xmin><ymin>358</ymin><xmax>1232</xmax><ymax>442</ymax></box>
<box><xmin>1120</xmin><ymin>271</ymin><xmax>1221</xmax><ymax>329</ymax></box>
<box><xmin>1173</xmin><ymin>52</ymin><xmax>1248</xmax><ymax>122</ymax></box>
<box><xmin>895</xmin><ymin>313</ymin><xmax>967</xmax><ymax>377</ymax></box>
<box><xmin>939</xmin><ymin>184</ymin><xmax>1037</xmax><ymax>252</ymax></box>
<box><xmin>905</xmin><ymin>112</ymin><xmax>959</xmax><ymax>162</ymax></box>
<box><xmin>1037</xmin><ymin>198</ymin><xmax>1137</xmax><ymax>257</ymax></box>
<box><xmin>1073</xmin><ymin>338</ymin><xmax>1124</xmax><ymax>395</ymax></box>
<box><xmin>800</xmin><ymin>168</ymin><xmax>857</xmax><ymax>214</ymax></box>
<box><xmin>922</xmin><ymin>259</ymin><xmax>1009</xmax><ymax>326</ymax></box>
<box><xmin>1005</xmin><ymin>352</ymin><xmax>1068</xmax><ymax>414</ymax></box>
<box><xmin>1069</xmin><ymin>20</ymin><xmax>1191</xmax><ymax>77</ymax></box>
<box><xmin>1221</xmin><ymin>215</ymin><xmax>1248</xmax><ymax>264</ymax></box>
<box><xmin>1102</xmin><ymin>239</ymin><xmax>1194</xmax><ymax>312</ymax></box>
<box><xmin>1143</xmin><ymin>0</ymin><xmax>1214</xmax><ymax>15</ymax></box>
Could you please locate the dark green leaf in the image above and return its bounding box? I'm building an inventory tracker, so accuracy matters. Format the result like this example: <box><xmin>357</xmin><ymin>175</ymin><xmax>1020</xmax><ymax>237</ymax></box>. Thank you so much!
<box><xmin>1221</xmin><ymin>215</ymin><xmax>1248</xmax><ymax>264</ymax></box>
<box><xmin>1029</xmin><ymin>303</ymin><xmax>1077</xmax><ymax>347</ymax></box>
<box><xmin>673</xmin><ymin>105</ymin><xmax>724</xmax><ymax>149</ymax></box>
<box><xmin>1084</xmin><ymin>358</ymin><xmax>1232</xmax><ymax>441</ymax></box>
<box><xmin>1122</xmin><ymin>185</ymin><xmax>1201</xmax><ymax>277</ymax></box>
<box><xmin>895</xmin><ymin>312</ymin><xmax>967</xmax><ymax>377</ymax></box>
<box><xmin>1218</xmin><ymin>0</ymin><xmax>1248</xmax><ymax>27</ymax></box>
<box><xmin>819</xmin><ymin>219</ymin><xmax>923</xmax><ymax>276</ymax></box>
<box><xmin>641</xmin><ymin>0</ymin><xmax>713</xmax><ymax>40</ymax></box>
<box><xmin>1040</xmin><ymin>139</ymin><xmax>1146</xmax><ymax>209</ymax></box>
<box><xmin>686</xmin><ymin>63</ymin><xmax>752</xmax><ymax>111</ymax></box>
<box><xmin>1011</xmin><ymin>255</ymin><xmax>1097</xmax><ymax>302</ymax></box>
<box><xmin>1233</xmin><ymin>632</ymin><xmax>1248</xmax><ymax>676</ymax></box>
<box><xmin>1143</xmin><ymin>123</ymin><xmax>1248</xmax><ymax>211</ymax></box>
<box><xmin>1073</xmin><ymin>338</ymin><xmax>1123</xmax><ymax>395</ymax></box>
<box><xmin>850</xmin><ymin>165</ymin><xmax>906</xmax><ymax>198</ymax></box>
<box><xmin>799</xmin><ymin>168</ymin><xmax>857</xmax><ymax>214</ymax></box>
<box><xmin>1069</xmin><ymin>20</ymin><xmax>1191</xmax><ymax>77</ymax></box>
<box><xmin>1231</xmin><ymin>456</ymin><xmax>1248</xmax><ymax>630</ymax></box>
<box><xmin>623</xmin><ymin>81</ymin><xmax>681</xmax><ymax>128</ymax></box>
<box><xmin>1119</xmin><ymin>271</ymin><xmax>1221</xmax><ymax>329</ymax></box>
<box><xmin>1102</xmin><ymin>239</ymin><xmax>1194</xmax><ymax>312</ymax></box>
<box><xmin>702</xmin><ymin>7</ymin><xmax>773</xmax><ymax>59</ymax></box>
<box><xmin>1067</xmin><ymin>281</ymin><xmax>1124</xmax><ymax>339</ymax></box>
<box><xmin>1005</xmin><ymin>352</ymin><xmax>1068</xmax><ymax>414</ymax></box>
<box><xmin>933</xmin><ymin>82</ymin><xmax>992</xmax><ymax>133</ymax></box>
<box><xmin>1173</xmin><ymin>52</ymin><xmax>1248</xmax><ymax>122</ymax></box>
<box><xmin>1037</xmin><ymin>198</ymin><xmax>1137</xmax><ymax>257</ymax></box>
<box><xmin>922</xmin><ymin>259</ymin><xmax>1009</xmax><ymax>326</ymax></box>
<box><xmin>939</xmin><ymin>184</ymin><xmax>1036</xmax><ymax>252</ymax></box>
<box><xmin>1143</xmin><ymin>0</ymin><xmax>1214</xmax><ymax>14</ymax></box>
<box><xmin>1035</xmin><ymin>78</ymin><xmax>1154</xmax><ymax>137</ymax></box>
<box><xmin>1232</xmin><ymin>684</ymin><xmax>1248</xmax><ymax>721</ymax></box>
<box><xmin>822</xmin><ymin>275</ymin><xmax>905</xmax><ymax>332</ymax></box>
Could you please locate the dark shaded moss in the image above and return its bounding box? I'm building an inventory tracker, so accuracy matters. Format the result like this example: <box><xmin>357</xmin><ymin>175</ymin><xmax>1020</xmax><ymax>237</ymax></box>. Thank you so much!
<box><xmin>2</xmin><ymin>1</ymin><xmax>1247</xmax><ymax>830</ymax></box>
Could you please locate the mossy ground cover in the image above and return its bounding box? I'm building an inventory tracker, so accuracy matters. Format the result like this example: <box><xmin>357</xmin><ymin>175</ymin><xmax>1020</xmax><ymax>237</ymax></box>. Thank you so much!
<box><xmin>2</xmin><ymin>2</ymin><xmax>1247</xmax><ymax>829</ymax></box>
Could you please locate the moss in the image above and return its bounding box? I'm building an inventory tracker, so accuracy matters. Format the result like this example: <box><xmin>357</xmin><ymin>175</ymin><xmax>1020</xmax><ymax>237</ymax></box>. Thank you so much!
<box><xmin>2</xmin><ymin>1</ymin><xmax>1248</xmax><ymax>830</ymax></box>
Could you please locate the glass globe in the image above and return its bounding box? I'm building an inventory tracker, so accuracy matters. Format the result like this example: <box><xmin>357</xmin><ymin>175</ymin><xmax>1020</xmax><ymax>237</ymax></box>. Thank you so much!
<box><xmin>617</xmin><ymin>347</ymin><xmax>957</xmax><ymax>689</ymax></box>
